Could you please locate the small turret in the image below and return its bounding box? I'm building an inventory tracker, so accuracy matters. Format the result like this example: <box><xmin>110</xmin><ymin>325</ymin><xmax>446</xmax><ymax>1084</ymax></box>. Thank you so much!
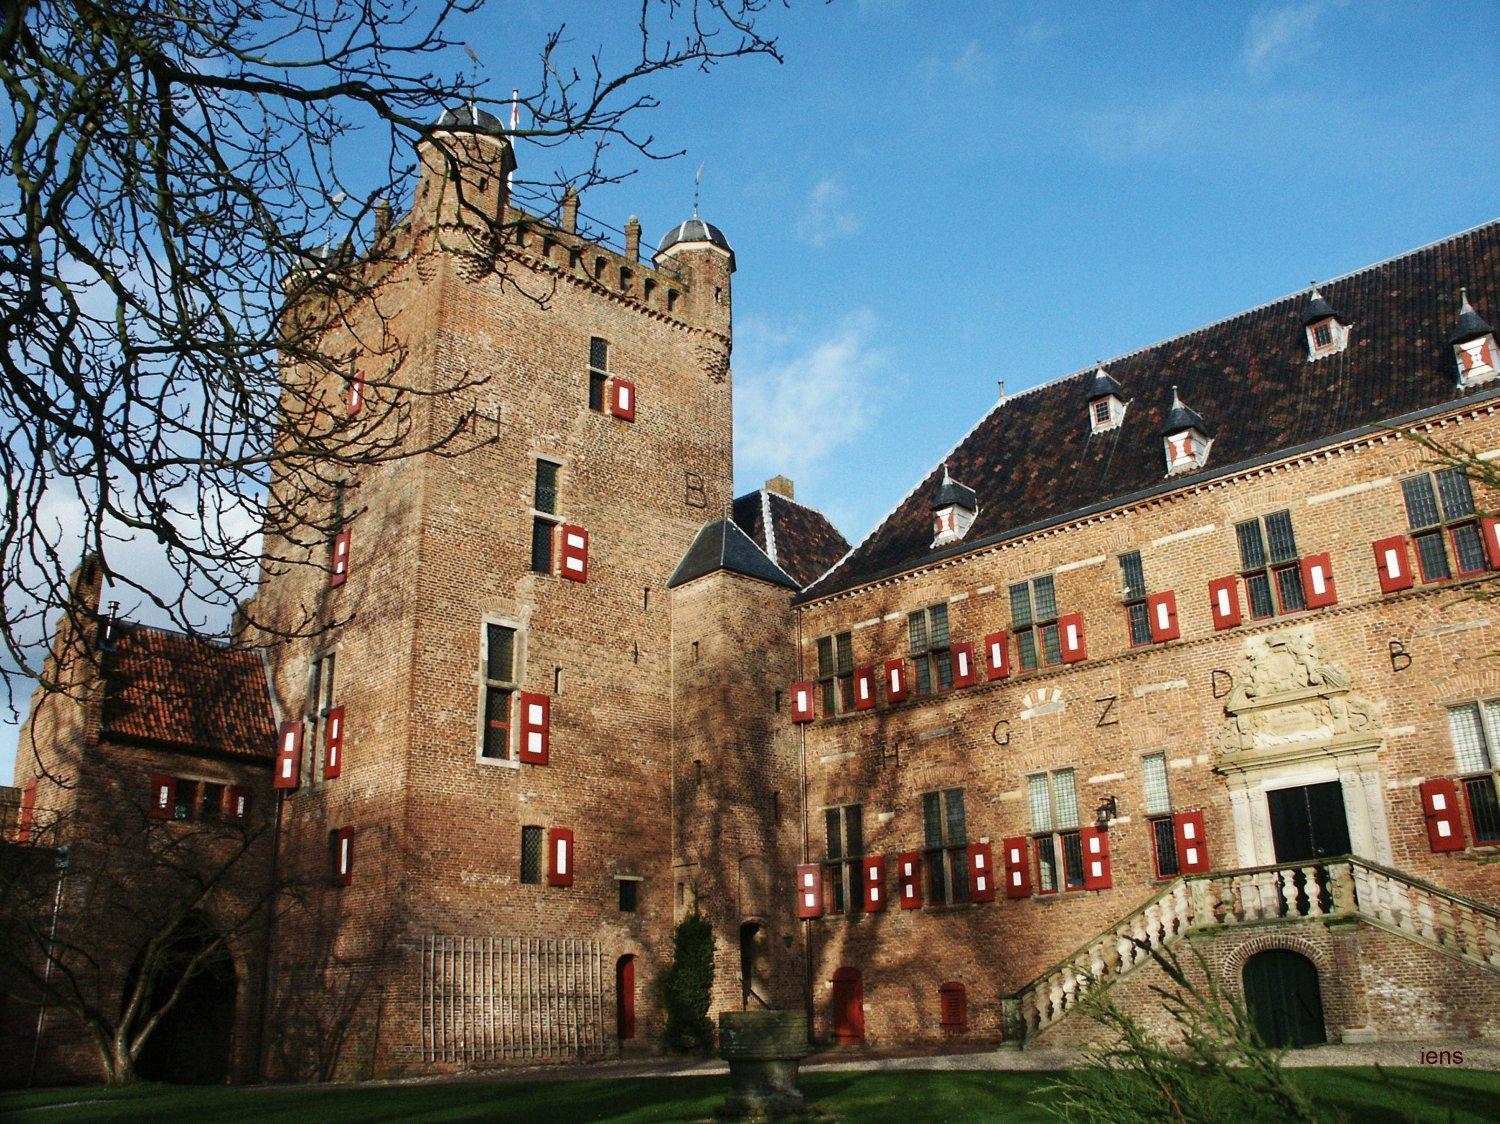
<box><xmin>1449</xmin><ymin>288</ymin><xmax>1497</xmax><ymax>388</ymax></box>
<box><xmin>1303</xmin><ymin>284</ymin><xmax>1351</xmax><ymax>360</ymax></box>
<box><xmin>654</xmin><ymin>215</ymin><xmax>735</xmax><ymax>337</ymax></box>
<box><xmin>1161</xmin><ymin>386</ymin><xmax>1213</xmax><ymax>476</ymax></box>
<box><xmin>414</xmin><ymin>104</ymin><xmax>517</xmax><ymax>230</ymax></box>
<box><xmin>931</xmin><ymin>464</ymin><xmax>978</xmax><ymax>549</ymax></box>
<box><xmin>1086</xmin><ymin>364</ymin><xmax>1126</xmax><ymax>433</ymax></box>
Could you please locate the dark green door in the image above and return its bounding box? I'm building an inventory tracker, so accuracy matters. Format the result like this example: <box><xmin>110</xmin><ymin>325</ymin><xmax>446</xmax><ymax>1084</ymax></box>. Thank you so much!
<box><xmin>1267</xmin><ymin>781</ymin><xmax>1352</xmax><ymax>863</ymax></box>
<box><xmin>1243</xmin><ymin>949</ymin><xmax>1326</xmax><ymax>1048</ymax></box>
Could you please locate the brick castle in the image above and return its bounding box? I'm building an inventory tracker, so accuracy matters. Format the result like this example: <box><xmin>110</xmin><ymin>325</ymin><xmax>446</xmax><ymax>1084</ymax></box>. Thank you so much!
<box><xmin>4</xmin><ymin>109</ymin><xmax>1498</xmax><ymax>1083</ymax></box>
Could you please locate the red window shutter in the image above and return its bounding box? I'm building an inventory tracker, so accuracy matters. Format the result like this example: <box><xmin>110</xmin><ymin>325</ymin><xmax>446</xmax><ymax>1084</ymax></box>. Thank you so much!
<box><xmin>1147</xmin><ymin>591</ymin><xmax>1180</xmax><ymax>643</ymax></box>
<box><xmin>1299</xmin><ymin>552</ymin><xmax>1337</xmax><ymax>608</ymax></box>
<box><xmin>347</xmin><ymin>370</ymin><xmax>365</xmax><ymax>415</ymax></box>
<box><xmin>862</xmin><ymin>856</ymin><xmax>887</xmax><ymax>912</ymax></box>
<box><xmin>1372</xmin><ymin>535</ymin><xmax>1414</xmax><ymax>593</ymax></box>
<box><xmin>559</xmin><ymin>524</ymin><xmax>590</xmax><ymax>582</ymax></box>
<box><xmin>1483</xmin><ymin>518</ymin><xmax>1500</xmax><ymax>570</ymax></box>
<box><xmin>519</xmin><ymin>692</ymin><xmax>551</xmax><ymax>764</ymax></box>
<box><xmin>968</xmin><ymin>842</ymin><xmax>996</xmax><ymax>902</ymax></box>
<box><xmin>1208</xmin><ymin>576</ymin><xmax>1242</xmax><ymax>630</ymax></box>
<box><xmin>884</xmin><ymin>658</ymin><xmax>909</xmax><ymax>703</ymax></box>
<box><xmin>148</xmin><ymin>774</ymin><xmax>176</xmax><ymax>820</ymax></box>
<box><xmin>853</xmin><ymin>667</ymin><xmax>876</xmax><ymax>711</ymax></box>
<box><xmin>951</xmin><ymin>642</ymin><xmax>977</xmax><ymax>688</ymax></box>
<box><xmin>609</xmin><ymin>378</ymin><xmax>636</xmax><ymax>421</ymax></box>
<box><xmin>790</xmin><ymin>680</ymin><xmax>815</xmax><ymax>723</ymax></box>
<box><xmin>897</xmin><ymin>850</ymin><xmax>923</xmax><ymax>909</ymax></box>
<box><xmin>1173</xmin><ymin>811</ymin><xmax>1211</xmax><ymax>873</ymax></box>
<box><xmin>1419</xmin><ymin>779</ymin><xmax>1466</xmax><ymax>852</ymax></box>
<box><xmin>1059</xmin><ymin>612</ymin><xmax>1087</xmax><ymax>663</ymax></box>
<box><xmin>323</xmin><ymin>705</ymin><xmax>345</xmax><ymax>779</ymax></box>
<box><xmin>333</xmin><ymin>826</ymin><xmax>354</xmax><ymax>886</ymax></box>
<box><xmin>1003</xmin><ymin>836</ymin><xmax>1031</xmax><ymax>898</ymax></box>
<box><xmin>939</xmin><ymin>983</ymin><xmax>968</xmax><ymax>1029</ymax></box>
<box><xmin>796</xmin><ymin>863</ymin><xmax>823</xmax><ymax>918</ymax></box>
<box><xmin>274</xmin><ymin>721</ymin><xmax>303</xmax><ymax>790</ymax></box>
<box><xmin>984</xmin><ymin>631</ymin><xmax>1011</xmax><ymax>680</ymax></box>
<box><xmin>330</xmin><ymin>529</ymin><xmax>351</xmax><ymax>588</ymax></box>
<box><xmin>226</xmin><ymin>785</ymin><xmax>251</xmax><ymax>821</ymax></box>
<box><xmin>1081</xmin><ymin>827</ymin><xmax>1112</xmax><ymax>890</ymax></box>
<box><xmin>548</xmin><ymin>827</ymin><xmax>575</xmax><ymax>886</ymax></box>
<box><xmin>17</xmin><ymin>779</ymin><xmax>37</xmax><ymax>843</ymax></box>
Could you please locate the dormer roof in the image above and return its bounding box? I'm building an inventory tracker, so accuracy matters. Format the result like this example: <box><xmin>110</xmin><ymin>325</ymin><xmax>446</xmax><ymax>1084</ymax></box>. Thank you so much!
<box><xmin>1159</xmin><ymin>386</ymin><xmax>1211</xmax><ymax>437</ymax></box>
<box><xmin>1086</xmin><ymin>366</ymin><xmax>1123</xmax><ymax>400</ymax></box>
<box><xmin>934</xmin><ymin>465</ymin><xmax>977</xmax><ymax>511</ymax></box>
<box><xmin>1450</xmin><ymin>288</ymin><xmax>1495</xmax><ymax>345</ymax></box>
<box><xmin>1303</xmin><ymin>286</ymin><xmax>1346</xmax><ymax>326</ymax></box>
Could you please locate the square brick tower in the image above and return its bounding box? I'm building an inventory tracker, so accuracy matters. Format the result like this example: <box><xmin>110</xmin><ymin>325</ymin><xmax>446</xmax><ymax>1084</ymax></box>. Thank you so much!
<box><xmin>249</xmin><ymin>108</ymin><xmax>738</xmax><ymax>1077</ymax></box>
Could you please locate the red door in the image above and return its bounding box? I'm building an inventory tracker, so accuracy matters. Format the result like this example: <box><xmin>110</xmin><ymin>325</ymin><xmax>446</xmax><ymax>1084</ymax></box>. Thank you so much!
<box><xmin>831</xmin><ymin>967</ymin><xmax>864</xmax><ymax>1045</ymax></box>
<box><xmin>616</xmin><ymin>955</ymin><xmax>636</xmax><ymax>1041</ymax></box>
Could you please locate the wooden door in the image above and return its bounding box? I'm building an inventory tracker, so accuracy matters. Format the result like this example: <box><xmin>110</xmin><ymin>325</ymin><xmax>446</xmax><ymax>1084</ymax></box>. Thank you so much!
<box><xmin>1268</xmin><ymin>781</ymin><xmax>1351</xmax><ymax>863</ymax></box>
<box><xmin>1243</xmin><ymin>949</ymin><xmax>1326</xmax><ymax>1048</ymax></box>
<box><xmin>831</xmin><ymin>967</ymin><xmax>864</xmax><ymax>1045</ymax></box>
<box><xmin>616</xmin><ymin>955</ymin><xmax>635</xmax><ymax>1041</ymax></box>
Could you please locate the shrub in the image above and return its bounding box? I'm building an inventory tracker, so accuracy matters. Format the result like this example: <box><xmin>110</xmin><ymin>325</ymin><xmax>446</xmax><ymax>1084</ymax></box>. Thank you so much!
<box><xmin>663</xmin><ymin>911</ymin><xmax>715</xmax><ymax>1052</ymax></box>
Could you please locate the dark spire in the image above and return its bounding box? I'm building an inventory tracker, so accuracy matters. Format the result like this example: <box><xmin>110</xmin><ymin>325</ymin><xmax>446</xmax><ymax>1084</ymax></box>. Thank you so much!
<box><xmin>933</xmin><ymin>463</ymin><xmax>977</xmax><ymax>511</ymax></box>
<box><xmin>1160</xmin><ymin>385</ymin><xmax>1211</xmax><ymax>437</ymax></box>
<box><xmin>1449</xmin><ymin>287</ymin><xmax>1496</xmax><ymax>345</ymax></box>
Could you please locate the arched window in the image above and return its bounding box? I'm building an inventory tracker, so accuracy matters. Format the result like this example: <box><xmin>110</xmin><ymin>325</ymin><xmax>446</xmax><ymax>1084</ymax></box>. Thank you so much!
<box><xmin>939</xmin><ymin>982</ymin><xmax>968</xmax><ymax>1031</ymax></box>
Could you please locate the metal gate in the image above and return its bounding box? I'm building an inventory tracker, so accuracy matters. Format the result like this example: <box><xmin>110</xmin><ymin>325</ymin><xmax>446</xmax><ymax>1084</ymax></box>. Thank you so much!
<box><xmin>419</xmin><ymin>936</ymin><xmax>610</xmax><ymax>1063</ymax></box>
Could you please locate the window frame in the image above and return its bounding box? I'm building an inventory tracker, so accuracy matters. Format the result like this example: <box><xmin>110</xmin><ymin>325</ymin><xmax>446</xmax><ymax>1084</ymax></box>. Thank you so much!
<box><xmin>1141</xmin><ymin>752</ymin><xmax>1179</xmax><ymax>879</ymax></box>
<box><xmin>1402</xmin><ymin>470</ymin><xmax>1487</xmax><ymax>584</ymax></box>
<box><xmin>588</xmin><ymin>337</ymin><xmax>609</xmax><ymax>412</ymax></box>
<box><xmin>478</xmin><ymin>618</ymin><xmax>523</xmax><ymax>767</ymax></box>
<box><xmin>1235</xmin><ymin>510</ymin><xmax>1305</xmax><ymax>620</ymax></box>
<box><xmin>1011</xmin><ymin>575</ymin><xmax>1060</xmax><ymax>672</ymax></box>
<box><xmin>1027</xmin><ymin>769</ymin><xmax>1083</xmax><ymax>894</ymax></box>
<box><xmin>530</xmin><ymin>456</ymin><xmax>566</xmax><ymax>574</ymax></box>
<box><xmin>1119</xmin><ymin>551</ymin><xmax>1152</xmax><ymax>648</ymax></box>
<box><xmin>616</xmin><ymin>875</ymin><xmax>642</xmax><ymax>913</ymax></box>
<box><xmin>921</xmin><ymin>788</ymin><xmax>970</xmax><ymax>907</ymax></box>
<box><xmin>1446</xmin><ymin>700</ymin><xmax>1500</xmax><ymax>846</ymax></box>
<box><xmin>520</xmin><ymin>825</ymin><xmax>544</xmax><ymax>884</ymax></box>
<box><xmin>908</xmin><ymin>604</ymin><xmax>953</xmax><ymax>696</ymax></box>
<box><xmin>816</xmin><ymin>631</ymin><xmax>855</xmax><ymax>716</ymax></box>
<box><xmin>822</xmin><ymin>803</ymin><xmax>865</xmax><ymax>915</ymax></box>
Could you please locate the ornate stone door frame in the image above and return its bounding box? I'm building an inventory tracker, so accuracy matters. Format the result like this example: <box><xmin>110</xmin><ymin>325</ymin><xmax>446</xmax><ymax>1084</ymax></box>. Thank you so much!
<box><xmin>1213</xmin><ymin>628</ymin><xmax>1393</xmax><ymax>868</ymax></box>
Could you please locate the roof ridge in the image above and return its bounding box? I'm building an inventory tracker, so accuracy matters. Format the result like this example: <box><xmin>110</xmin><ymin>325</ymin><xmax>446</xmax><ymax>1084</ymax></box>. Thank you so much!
<box><xmin>760</xmin><ymin>489</ymin><xmax>778</xmax><ymax>565</ymax></box>
<box><xmin>735</xmin><ymin>485</ymin><xmax>841</xmax><ymax>522</ymax></box>
<box><xmin>115</xmin><ymin>619</ymin><xmax>236</xmax><ymax>650</ymax></box>
<box><xmin>803</xmin><ymin>216</ymin><xmax>1499</xmax><ymax>597</ymax></box>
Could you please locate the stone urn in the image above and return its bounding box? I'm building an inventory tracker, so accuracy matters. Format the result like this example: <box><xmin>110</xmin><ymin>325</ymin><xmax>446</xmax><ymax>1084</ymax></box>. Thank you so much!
<box><xmin>716</xmin><ymin>1009</ymin><xmax>812</xmax><ymax>1119</ymax></box>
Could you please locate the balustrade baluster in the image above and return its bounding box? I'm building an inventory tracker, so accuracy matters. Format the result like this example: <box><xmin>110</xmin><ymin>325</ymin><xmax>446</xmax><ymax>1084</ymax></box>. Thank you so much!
<box><xmin>1415</xmin><ymin>890</ymin><xmax>1437</xmax><ymax>943</ymax></box>
<box><xmin>1327</xmin><ymin>861</ymin><xmax>1354</xmax><ymax>915</ymax></box>
<box><xmin>1279</xmin><ymin>868</ymin><xmax>1299</xmax><ymax>917</ymax></box>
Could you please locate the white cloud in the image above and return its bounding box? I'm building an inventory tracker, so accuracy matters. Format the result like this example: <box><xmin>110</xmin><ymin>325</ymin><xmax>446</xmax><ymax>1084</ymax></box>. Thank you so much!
<box><xmin>952</xmin><ymin>39</ymin><xmax>987</xmax><ymax>83</ymax></box>
<box><xmin>1242</xmin><ymin>1</ymin><xmax>1343</xmax><ymax>76</ymax></box>
<box><xmin>795</xmin><ymin>178</ymin><xmax>861</xmax><ymax>248</ymax></box>
<box><xmin>735</xmin><ymin>312</ymin><xmax>889</xmax><ymax>491</ymax></box>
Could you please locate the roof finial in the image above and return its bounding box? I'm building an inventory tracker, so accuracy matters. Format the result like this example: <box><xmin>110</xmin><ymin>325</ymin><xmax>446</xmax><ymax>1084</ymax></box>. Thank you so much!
<box><xmin>941</xmin><ymin>460</ymin><xmax>953</xmax><ymax>484</ymax></box>
<box><xmin>1460</xmin><ymin>286</ymin><xmax>1474</xmax><ymax>314</ymax></box>
<box><xmin>1171</xmin><ymin>384</ymin><xmax>1183</xmax><ymax>410</ymax></box>
<box><xmin>693</xmin><ymin>162</ymin><xmax>704</xmax><ymax>217</ymax></box>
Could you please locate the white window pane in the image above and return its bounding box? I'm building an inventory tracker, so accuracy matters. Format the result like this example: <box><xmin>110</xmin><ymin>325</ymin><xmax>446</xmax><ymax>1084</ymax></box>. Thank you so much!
<box><xmin>1482</xmin><ymin>700</ymin><xmax>1500</xmax><ymax>767</ymax></box>
<box><xmin>1054</xmin><ymin>769</ymin><xmax>1079</xmax><ymax>830</ymax></box>
<box><xmin>1449</xmin><ymin>703</ymin><xmax>1491</xmax><ymax>774</ymax></box>
<box><xmin>1027</xmin><ymin>774</ymin><xmax>1053</xmax><ymax>832</ymax></box>
<box><xmin>1142</xmin><ymin>753</ymin><xmax>1171</xmax><ymax>816</ymax></box>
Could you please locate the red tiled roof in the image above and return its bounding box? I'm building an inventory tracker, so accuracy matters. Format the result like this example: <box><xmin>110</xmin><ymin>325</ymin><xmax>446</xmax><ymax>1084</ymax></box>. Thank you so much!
<box><xmin>804</xmin><ymin>220</ymin><xmax>1500</xmax><ymax>600</ymax></box>
<box><xmin>100</xmin><ymin>624</ymin><xmax>276</xmax><ymax>760</ymax></box>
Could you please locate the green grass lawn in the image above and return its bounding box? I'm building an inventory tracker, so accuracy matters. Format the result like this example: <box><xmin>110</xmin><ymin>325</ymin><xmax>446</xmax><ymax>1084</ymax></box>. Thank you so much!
<box><xmin>1</xmin><ymin>1066</ymin><xmax>1495</xmax><ymax>1122</ymax></box>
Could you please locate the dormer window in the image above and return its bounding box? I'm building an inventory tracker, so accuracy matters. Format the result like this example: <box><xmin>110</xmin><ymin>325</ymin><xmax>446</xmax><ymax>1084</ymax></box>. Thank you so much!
<box><xmin>1450</xmin><ymin>288</ymin><xmax>1498</xmax><ymax>389</ymax></box>
<box><xmin>1085</xmin><ymin>365</ymin><xmax>1126</xmax><ymax>434</ymax></box>
<box><xmin>1160</xmin><ymin>386</ymin><xmax>1212</xmax><ymax>477</ymax></box>
<box><xmin>931</xmin><ymin>465</ymin><xmax>978</xmax><ymax>549</ymax></box>
<box><xmin>1303</xmin><ymin>286</ymin><xmax>1350</xmax><ymax>361</ymax></box>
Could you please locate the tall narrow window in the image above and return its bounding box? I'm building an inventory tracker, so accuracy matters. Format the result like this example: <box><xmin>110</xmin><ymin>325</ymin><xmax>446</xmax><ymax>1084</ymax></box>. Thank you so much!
<box><xmin>531</xmin><ymin>459</ymin><xmax>561</xmax><ymax>573</ymax></box>
<box><xmin>922</xmin><ymin>789</ymin><xmax>969</xmax><ymax>906</ymax></box>
<box><xmin>1142</xmin><ymin>752</ymin><xmax>1179</xmax><ymax>878</ymax></box>
<box><xmin>1119</xmin><ymin>552</ymin><xmax>1151</xmax><ymax>647</ymax></box>
<box><xmin>1011</xmin><ymin>576</ymin><xmax>1060</xmax><ymax>671</ymax></box>
<box><xmin>1028</xmin><ymin>770</ymin><xmax>1082</xmax><ymax>892</ymax></box>
<box><xmin>823</xmin><ymin>804</ymin><xmax>864</xmax><ymax>914</ymax></box>
<box><xmin>481</xmin><ymin>623</ymin><xmax>518</xmax><ymax>760</ymax></box>
<box><xmin>1403</xmin><ymin>470</ymin><xmax>1487</xmax><ymax>582</ymax></box>
<box><xmin>908</xmin><ymin>604</ymin><xmax>952</xmax><ymax>696</ymax></box>
<box><xmin>520</xmin><ymin>825</ymin><xmax>543</xmax><ymax>884</ymax></box>
<box><xmin>588</xmin><ymin>337</ymin><xmax>609</xmax><ymax>411</ymax></box>
<box><xmin>305</xmin><ymin>652</ymin><xmax>336</xmax><ymax>784</ymax></box>
<box><xmin>1236</xmin><ymin>511</ymin><xmax>1304</xmax><ymax>618</ymax></box>
<box><xmin>817</xmin><ymin>631</ymin><xmax>855</xmax><ymax>715</ymax></box>
<box><xmin>1447</xmin><ymin>701</ymin><xmax>1500</xmax><ymax>845</ymax></box>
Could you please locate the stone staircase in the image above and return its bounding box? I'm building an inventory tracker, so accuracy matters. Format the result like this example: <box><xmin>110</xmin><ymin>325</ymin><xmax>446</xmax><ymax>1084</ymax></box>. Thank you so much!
<box><xmin>1011</xmin><ymin>857</ymin><xmax>1500</xmax><ymax>1041</ymax></box>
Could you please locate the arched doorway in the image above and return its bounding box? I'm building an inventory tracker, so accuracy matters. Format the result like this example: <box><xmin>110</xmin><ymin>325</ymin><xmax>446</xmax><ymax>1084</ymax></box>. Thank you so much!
<box><xmin>133</xmin><ymin>914</ymin><xmax>237</xmax><ymax>1083</ymax></box>
<box><xmin>616</xmin><ymin>955</ymin><xmax>636</xmax><ymax>1042</ymax></box>
<box><xmin>739</xmin><ymin>922</ymin><xmax>769</xmax><ymax>1009</ymax></box>
<box><xmin>831</xmin><ymin>967</ymin><xmax>864</xmax><ymax>1045</ymax></box>
<box><xmin>1242</xmin><ymin>949</ymin><xmax>1326</xmax><ymax>1048</ymax></box>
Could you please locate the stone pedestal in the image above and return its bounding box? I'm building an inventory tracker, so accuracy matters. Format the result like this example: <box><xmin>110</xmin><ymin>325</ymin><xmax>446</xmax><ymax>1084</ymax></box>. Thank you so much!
<box><xmin>716</xmin><ymin>1010</ymin><xmax>812</xmax><ymax>1120</ymax></box>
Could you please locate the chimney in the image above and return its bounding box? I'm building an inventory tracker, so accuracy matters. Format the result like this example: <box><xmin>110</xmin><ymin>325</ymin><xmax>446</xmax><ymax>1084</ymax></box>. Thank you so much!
<box><xmin>624</xmin><ymin>215</ymin><xmax>641</xmax><ymax>262</ymax></box>
<box><xmin>373</xmin><ymin>197</ymin><xmax>393</xmax><ymax>242</ymax></box>
<box><xmin>765</xmin><ymin>475</ymin><xmax>795</xmax><ymax>500</ymax></box>
<box><xmin>561</xmin><ymin>188</ymin><xmax>579</xmax><ymax>234</ymax></box>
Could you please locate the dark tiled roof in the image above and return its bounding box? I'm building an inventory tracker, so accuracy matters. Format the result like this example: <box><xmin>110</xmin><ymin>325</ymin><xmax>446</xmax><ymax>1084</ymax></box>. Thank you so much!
<box><xmin>668</xmin><ymin>516</ymin><xmax>799</xmax><ymax>590</ymax></box>
<box><xmin>730</xmin><ymin>490</ymin><xmax>850</xmax><ymax>589</ymax></box>
<box><xmin>100</xmin><ymin>623</ymin><xmax>276</xmax><ymax>760</ymax></box>
<box><xmin>804</xmin><ymin>219</ymin><xmax>1500</xmax><ymax>601</ymax></box>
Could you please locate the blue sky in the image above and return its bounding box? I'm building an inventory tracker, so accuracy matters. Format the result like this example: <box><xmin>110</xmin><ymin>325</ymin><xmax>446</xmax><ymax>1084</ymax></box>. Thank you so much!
<box><xmin>4</xmin><ymin>1</ymin><xmax>1497</xmax><ymax>781</ymax></box>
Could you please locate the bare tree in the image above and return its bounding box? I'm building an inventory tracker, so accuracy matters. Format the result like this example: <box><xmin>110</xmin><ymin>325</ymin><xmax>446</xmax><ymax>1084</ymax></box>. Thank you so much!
<box><xmin>0</xmin><ymin>796</ymin><xmax>291</xmax><ymax>1085</ymax></box>
<box><xmin>0</xmin><ymin>0</ymin><xmax>784</xmax><ymax>726</ymax></box>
